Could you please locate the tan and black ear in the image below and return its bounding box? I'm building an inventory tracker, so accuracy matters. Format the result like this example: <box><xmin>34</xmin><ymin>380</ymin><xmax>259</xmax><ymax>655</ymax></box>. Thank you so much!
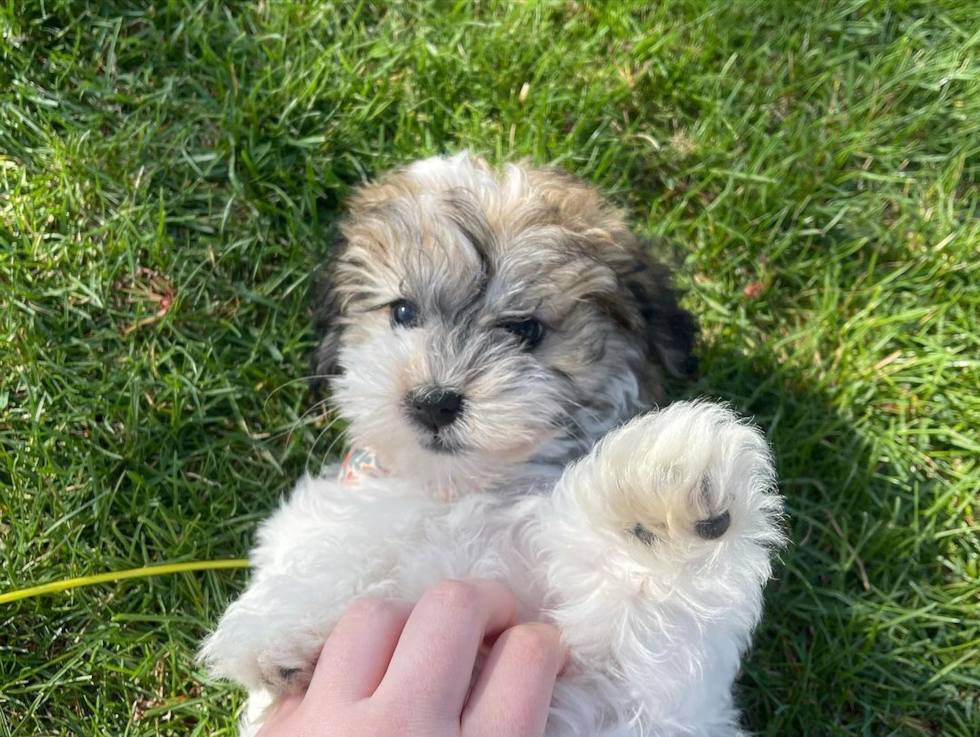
<box><xmin>621</xmin><ymin>248</ymin><xmax>700</xmax><ymax>380</ymax></box>
<box><xmin>309</xmin><ymin>236</ymin><xmax>347</xmax><ymax>393</ymax></box>
<box><xmin>525</xmin><ymin>165</ymin><xmax>699</xmax><ymax>380</ymax></box>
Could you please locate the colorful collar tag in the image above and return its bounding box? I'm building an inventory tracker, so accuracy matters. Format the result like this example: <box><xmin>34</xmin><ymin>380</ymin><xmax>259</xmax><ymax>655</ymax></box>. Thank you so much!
<box><xmin>338</xmin><ymin>446</ymin><xmax>388</xmax><ymax>485</ymax></box>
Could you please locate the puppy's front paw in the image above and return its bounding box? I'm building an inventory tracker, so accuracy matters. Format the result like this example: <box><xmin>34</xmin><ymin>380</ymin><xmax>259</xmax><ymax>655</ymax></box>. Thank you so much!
<box><xmin>541</xmin><ymin>401</ymin><xmax>783</xmax><ymax>721</ymax></box>
<box><xmin>574</xmin><ymin>401</ymin><xmax>782</xmax><ymax>561</ymax></box>
<box><xmin>255</xmin><ymin>646</ymin><xmax>318</xmax><ymax>694</ymax></box>
<box><xmin>199</xmin><ymin>580</ymin><xmax>331</xmax><ymax>695</ymax></box>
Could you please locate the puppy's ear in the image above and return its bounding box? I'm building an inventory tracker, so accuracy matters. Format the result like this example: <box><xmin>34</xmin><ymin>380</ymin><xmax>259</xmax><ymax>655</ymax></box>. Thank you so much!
<box><xmin>309</xmin><ymin>235</ymin><xmax>347</xmax><ymax>393</ymax></box>
<box><xmin>524</xmin><ymin>165</ymin><xmax>699</xmax><ymax>381</ymax></box>
<box><xmin>621</xmin><ymin>247</ymin><xmax>700</xmax><ymax>381</ymax></box>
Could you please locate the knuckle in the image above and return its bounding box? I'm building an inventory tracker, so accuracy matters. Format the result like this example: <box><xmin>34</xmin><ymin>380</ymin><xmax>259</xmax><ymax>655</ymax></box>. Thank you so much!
<box><xmin>428</xmin><ymin>579</ymin><xmax>482</xmax><ymax>612</ymax></box>
<box><xmin>345</xmin><ymin>596</ymin><xmax>398</xmax><ymax>622</ymax></box>
<box><xmin>503</xmin><ymin>624</ymin><xmax>559</xmax><ymax>670</ymax></box>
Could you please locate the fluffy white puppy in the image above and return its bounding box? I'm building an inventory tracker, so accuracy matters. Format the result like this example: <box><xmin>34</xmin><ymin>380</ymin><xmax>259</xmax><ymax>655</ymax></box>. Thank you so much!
<box><xmin>201</xmin><ymin>153</ymin><xmax>784</xmax><ymax>736</ymax></box>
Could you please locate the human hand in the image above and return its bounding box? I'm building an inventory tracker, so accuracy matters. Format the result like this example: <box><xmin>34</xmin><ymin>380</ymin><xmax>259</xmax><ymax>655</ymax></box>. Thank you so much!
<box><xmin>257</xmin><ymin>579</ymin><xmax>566</xmax><ymax>736</ymax></box>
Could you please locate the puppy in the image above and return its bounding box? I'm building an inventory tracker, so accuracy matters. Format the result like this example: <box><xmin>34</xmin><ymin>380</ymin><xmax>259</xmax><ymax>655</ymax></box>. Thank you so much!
<box><xmin>201</xmin><ymin>153</ymin><xmax>784</xmax><ymax>735</ymax></box>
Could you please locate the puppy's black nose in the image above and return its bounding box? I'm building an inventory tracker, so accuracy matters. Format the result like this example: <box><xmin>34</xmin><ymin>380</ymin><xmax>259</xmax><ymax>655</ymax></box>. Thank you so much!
<box><xmin>407</xmin><ymin>387</ymin><xmax>464</xmax><ymax>432</ymax></box>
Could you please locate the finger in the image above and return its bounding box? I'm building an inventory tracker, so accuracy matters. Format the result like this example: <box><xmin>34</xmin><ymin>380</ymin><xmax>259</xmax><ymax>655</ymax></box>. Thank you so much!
<box><xmin>376</xmin><ymin>579</ymin><xmax>516</xmax><ymax>716</ymax></box>
<box><xmin>306</xmin><ymin>596</ymin><xmax>414</xmax><ymax>704</ymax></box>
<box><xmin>461</xmin><ymin>623</ymin><xmax>564</xmax><ymax>737</ymax></box>
<box><xmin>256</xmin><ymin>693</ymin><xmax>304</xmax><ymax>735</ymax></box>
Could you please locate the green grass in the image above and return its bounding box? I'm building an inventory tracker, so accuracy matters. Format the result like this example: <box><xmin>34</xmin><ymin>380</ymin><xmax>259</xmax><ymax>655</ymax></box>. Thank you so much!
<box><xmin>1</xmin><ymin>0</ymin><xmax>978</xmax><ymax>734</ymax></box>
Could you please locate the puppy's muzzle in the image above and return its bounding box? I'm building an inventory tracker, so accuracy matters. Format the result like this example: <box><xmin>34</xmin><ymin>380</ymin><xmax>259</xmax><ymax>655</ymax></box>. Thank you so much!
<box><xmin>406</xmin><ymin>386</ymin><xmax>465</xmax><ymax>433</ymax></box>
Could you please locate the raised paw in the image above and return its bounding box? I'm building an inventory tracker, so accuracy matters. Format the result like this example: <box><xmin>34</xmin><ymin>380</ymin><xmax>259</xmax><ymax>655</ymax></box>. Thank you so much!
<box><xmin>539</xmin><ymin>401</ymin><xmax>784</xmax><ymax>728</ymax></box>
<box><xmin>569</xmin><ymin>400</ymin><xmax>782</xmax><ymax>557</ymax></box>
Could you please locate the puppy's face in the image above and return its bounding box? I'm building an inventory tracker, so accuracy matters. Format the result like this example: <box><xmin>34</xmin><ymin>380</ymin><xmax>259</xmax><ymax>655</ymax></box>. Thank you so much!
<box><xmin>313</xmin><ymin>154</ymin><xmax>697</xmax><ymax>491</ymax></box>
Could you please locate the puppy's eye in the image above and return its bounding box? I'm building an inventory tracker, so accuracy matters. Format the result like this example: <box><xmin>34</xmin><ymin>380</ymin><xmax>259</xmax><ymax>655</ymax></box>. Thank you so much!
<box><xmin>630</xmin><ymin>523</ymin><xmax>656</xmax><ymax>546</ymax></box>
<box><xmin>390</xmin><ymin>300</ymin><xmax>419</xmax><ymax>328</ymax></box>
<box><xmin>500</xmin><ymin>318</ymin><xmax>545</xmax><ymax>349</ymax></box>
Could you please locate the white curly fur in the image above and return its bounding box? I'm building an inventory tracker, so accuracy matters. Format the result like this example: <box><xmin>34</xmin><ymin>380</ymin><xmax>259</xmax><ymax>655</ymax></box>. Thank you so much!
<box><xmin>201</xmin><ymin>402</ymin><xmax>783</xmax><ymax>735</ymax></box>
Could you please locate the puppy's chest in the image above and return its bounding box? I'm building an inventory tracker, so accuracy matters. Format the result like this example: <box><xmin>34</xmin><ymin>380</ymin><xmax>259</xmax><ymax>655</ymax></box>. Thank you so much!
<box><xmin>326</xmin><ymin>453</ymin><xmax>551</xmax><ymax>616</ymax></box>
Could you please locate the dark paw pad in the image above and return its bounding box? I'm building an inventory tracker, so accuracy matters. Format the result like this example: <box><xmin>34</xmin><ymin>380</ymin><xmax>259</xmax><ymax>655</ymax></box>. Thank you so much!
<box><xmin>630</xmin><ymin>523</ymin><xmax>657</xmax><ymax>546</ymax></box>
<box><xmin>695</xmin><ymin>510</ymin><xmax>730</xmax><ymax>540</ymax></box>
<box><xmin>276</xmin><ymin>666</ymin><xmax>302</xmax><ymax>682</ymax></box>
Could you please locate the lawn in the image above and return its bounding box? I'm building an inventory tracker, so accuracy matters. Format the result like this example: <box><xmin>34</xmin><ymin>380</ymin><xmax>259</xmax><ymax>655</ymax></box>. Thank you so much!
<box><xmin>1</xmin><ymin>0</ymin><xmax>978</xmax><ymax>734</ymax></box>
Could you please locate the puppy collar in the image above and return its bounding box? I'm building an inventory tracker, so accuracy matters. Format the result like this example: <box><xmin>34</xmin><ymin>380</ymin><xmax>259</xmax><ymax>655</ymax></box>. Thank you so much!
<box><xmin>338</xmin><ymin>446</ymin><xmax>388</xmax><ymax>485</ymax></box>
<box><xmin>337</xmin><ymin>445</ymin><xmax>458</xmax><ymax>501</ymax></box>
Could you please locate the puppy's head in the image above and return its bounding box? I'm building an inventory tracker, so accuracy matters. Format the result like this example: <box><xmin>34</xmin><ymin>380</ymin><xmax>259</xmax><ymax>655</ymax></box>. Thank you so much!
<box><xmin>312</xmin><ymin>153</ymin><xmax>697</xmax><ymax>491</ymax></box>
